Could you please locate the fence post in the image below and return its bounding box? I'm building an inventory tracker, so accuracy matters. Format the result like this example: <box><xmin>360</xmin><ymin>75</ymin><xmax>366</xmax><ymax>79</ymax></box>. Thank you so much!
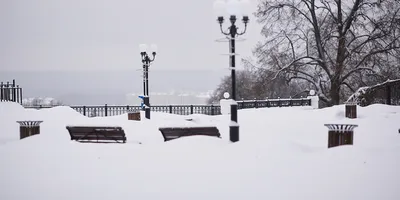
<box><xmin>126</xmin><ymin>105</ymin><xmax>130</xmax><ymax>113</ymax></box>
<box><xmin>5</xmin><ymin>82</ymin><xmax>10</xmax><ymax>101</ymax></box>
<box><xmin>12</xmin><ymin>79</ymin><xmax>16</xmax><ymax>102</ymax></box>
<box><xmin>169</xmin><ymin>105</ymin><xmax>173</xmax><ymax>114</ymax></box>
<box><xmin>0</xmin><ymin>82</ymin><xmax>3</xmax><ymax>101</ymax></box>
<box><xmin>83</xmin><ymin>106</ymin><xmax>86</xmax><ymax>116</ymax></box>
<box><xmin>278</xmin><ymin>97</ymin><xmax>281</xmax><ymax>107</ymax></box>
<box><xmin>20</xmin><ymin>87</ymin><xmax>23</xmax><ymax>104</ymax></box>
<box><xmin>289</xmin><ymin>96</ymin><xmax>293</xmax><ymax>106</ymax></box>
<box><xmin>211</xmin><ymin>105</ymin><xmax>215</xmax><ymax>115</ymax></box>
<box><xmin>105</xmin><ymin>104</ymin><xmax>108</xmax><ymax>116</ymax></box>
<box><xmin>190</xmin><ymin>105</ymin><xmax>194</xmax><ymax>114</ymax></box>
<box><xmin>254</xmin><ymin>98</ymin><xmax>258</xmax><ymax>108</ymax></box>
<box><xmin>16</xmin><ymin>85</ymin><xmax>20</xmax><ymax>104</ymax></box>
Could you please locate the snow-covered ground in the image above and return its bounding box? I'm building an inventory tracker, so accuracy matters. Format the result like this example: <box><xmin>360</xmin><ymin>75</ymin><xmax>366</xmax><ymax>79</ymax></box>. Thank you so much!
<box><xmin>0</xmin><ymin>101</ymin><xmax>399</xmax><ymax>200</ymax></box>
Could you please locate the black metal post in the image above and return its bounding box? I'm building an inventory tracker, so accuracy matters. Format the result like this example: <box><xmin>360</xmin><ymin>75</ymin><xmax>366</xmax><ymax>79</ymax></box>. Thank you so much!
<box><xmin>0</xmin><ymin>82</ymin><xmax>3</xmax><ymax>101</ymax></box>
<box><xmin>230</xmin><ymin>38</ymin><xmax>236</xmax><ymax>101</ymax></box>
<box><xmin>229</xmin><ymin>26</ymin><xmax>239</xmax><ymax>142</ymax></box>
<box><xmin>144</xmin><ymin>97</ymin><xmax>150</xmax><ymax>119</ymax></box>
<box><xmin>217</xmin><ymin>14</ymin><xmax>248</xmax><ymax>142</ymax></box>
<box><xmin>140</xmin><ymin>50</ymin><xmax>156</xmax><ymax>119</ymax></box>
<box><xmin>230</xmin><ymin>102</ymin><xmax>239</xmax><ymax>142</ymax></box>
<box><xmin>145</xmin><ymin>62</ymin><xmax>150</xmax><ymax>119</ymax></box>
<box><xmin>143</xmin><ymin>65</ymin><xmax>146</xmax><ymax>104</ymax></box>
<box><xmin>16</xmin><ymin>85</ymin><xmax>20</xmax><ymax>104</ymax></box>
<box><xmin>146</xmin><ymin>64</ymin><xmax>149</xmax><ymax>98</ymax></box>
<box><xmin>5</xmin><ymin>82</ymin><xmax>10</xmax><ymax>101</ymax></box>
<box><xmin>12</xmin><ymin>79</ymin><xmax>16</xmax><ymax>102</ymax></box>
<box><xmin>20</xmin><ymin>87</ymin><xmax>23</xmax><ymax>104</ymax></box>
<box><xmin>105</xmin><ymin>104</ymin><xmax>108</xmax><ymax>116</ymax></box>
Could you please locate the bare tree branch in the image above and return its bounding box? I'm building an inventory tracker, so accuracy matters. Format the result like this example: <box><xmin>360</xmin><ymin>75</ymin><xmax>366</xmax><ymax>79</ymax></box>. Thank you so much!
<box><xmin>271</xmin><ymin>56</ymin><xmax>322</xmax><ymax>80</ymax></box>
<box><xmin>343</xmin><ymin>0</ymin><xmax>362</xmax><ymax>34</ymax></box>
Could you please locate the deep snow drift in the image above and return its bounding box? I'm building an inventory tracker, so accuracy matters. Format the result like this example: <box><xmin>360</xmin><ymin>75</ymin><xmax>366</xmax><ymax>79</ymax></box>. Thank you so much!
<box><xmin>0</xmin><ymin>102</ymin><xmax>399</xmax><ymax>200</ymax></box>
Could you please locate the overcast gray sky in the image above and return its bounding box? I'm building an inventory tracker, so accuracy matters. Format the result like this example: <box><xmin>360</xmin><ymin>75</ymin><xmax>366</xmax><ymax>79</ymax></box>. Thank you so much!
<box><xmin>0</xmin><ymin>0</ymin><xmax>263</xmax><ymax>72</ymax></box>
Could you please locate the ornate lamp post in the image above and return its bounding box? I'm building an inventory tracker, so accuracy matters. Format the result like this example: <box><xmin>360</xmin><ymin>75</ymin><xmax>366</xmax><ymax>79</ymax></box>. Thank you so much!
<box><xmin>213</xmin><ymin>0</ymin><xmax>250</xmax><ymax>142</ymax></box>
<box><xmin>139</xmin><ymin>44</ymin><xmax>157</xmax><ymax>119</ymax></box>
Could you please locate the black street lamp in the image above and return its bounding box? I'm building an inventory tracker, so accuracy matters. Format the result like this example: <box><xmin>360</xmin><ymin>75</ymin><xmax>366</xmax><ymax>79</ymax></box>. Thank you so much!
<box><xmin>213</xmin><ymin>0</ymin><xmax>250</xmax><ymax>142</ymax></box>
<box><xmin>139</xmin><ymin>44</ymin><xmax>157</xmax><ymax>119</ymax></box>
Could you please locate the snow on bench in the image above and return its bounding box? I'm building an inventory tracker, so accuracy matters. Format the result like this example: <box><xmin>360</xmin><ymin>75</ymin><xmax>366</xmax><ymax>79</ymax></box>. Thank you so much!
<box><xmin>158</xmin><ymin>126</ymin><xmax>221</xmax><ymax>142</ymax></box>
<box><xmin>66</xmin><ymin>126</ymin><xmax>127</xmax><ymax>143</ymax></box>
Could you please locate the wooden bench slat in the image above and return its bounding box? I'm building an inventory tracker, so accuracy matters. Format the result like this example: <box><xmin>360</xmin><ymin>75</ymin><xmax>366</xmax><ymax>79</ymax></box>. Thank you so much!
<box><xmin>66</xmin><ymin>126</ymin><xmax>127</xmax><ymax>143</ymax></box>
<box><xmin>69</xmin><ymin>132</ymin><xmax>125</xmax><ymax>136</ymax></box>
<box><xmin>70</xmin><ymin>135</ymin><xmax>126</xmax><ymax>139</ymax></box>
<box><xmin>158</xmin><ymin>126</ymin><xmax>221</xmax><ymax>142</ymax></box>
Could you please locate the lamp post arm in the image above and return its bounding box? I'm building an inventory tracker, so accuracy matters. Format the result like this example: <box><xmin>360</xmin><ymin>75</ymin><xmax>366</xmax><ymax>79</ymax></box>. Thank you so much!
<box><xmin>150</xmin><ymin>54</ymin><xmax>156</xmax><ymax>62</ymax></box>
<box><xmin>220</xmin><ymin>24</ymin><xmax>230</xmax><ymax>36</ymax></box>
<box><xmin>237</xmin><ymin>24</ymin><xmax>248</xmax><ymax>36</ymax></box>
<box><xmin>141</xmin><ymin>53</ymin><xmax>147</xmax><ymax>63</ymax></box>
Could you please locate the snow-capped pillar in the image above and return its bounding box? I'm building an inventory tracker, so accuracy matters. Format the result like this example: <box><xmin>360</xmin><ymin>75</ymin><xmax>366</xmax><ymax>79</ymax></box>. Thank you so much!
<box><xmin>307</xmin><ymin>90</ymin><xmax>319</xmax><ymax>109</ymax></box>
<box><xmin>220</xmin><ymin>92</ymin><xmax>239</xmax><ymax>142</ymax></box>
<box><xmin>220</xmin><ymin>92</ymin><xmax>235</xmax><ymax>115</ymax></box>
<box><xmin>220</xmin><ymin>99</ymin><xmax>235</xmax><ymax>115</ymax></box>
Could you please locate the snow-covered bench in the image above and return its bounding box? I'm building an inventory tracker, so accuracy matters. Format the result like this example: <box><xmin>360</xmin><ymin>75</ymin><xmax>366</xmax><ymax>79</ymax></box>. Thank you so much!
<box><xmin>158</xmin><ymin>126</ymin><xmax>221</xmax><ymax>142</ymax></box>
<box><xmin>66</xmin><ymin>126</ymin><xmax>127</xmax><ymax>143</ymax></box>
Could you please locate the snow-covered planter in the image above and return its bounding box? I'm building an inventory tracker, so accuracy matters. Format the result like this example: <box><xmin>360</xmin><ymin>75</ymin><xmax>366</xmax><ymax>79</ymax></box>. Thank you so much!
<box><xmin>127</xmin><ymin>111</ymin><xmax>141</xmax><ymax>121</ymax></box>
<box><xmin>345</xmin><ymin>102</ymin><xmax>357</xmax><ymax>119</ymax></box>
<box><xmin>16</xmin><ymin>120</ymin><xmax>43</xmax><ymax>140</ymax></box>
<box><xmin>324</xmin><ymin>124</ymin><xmax>358</xmax><ymax>148</ymax></box>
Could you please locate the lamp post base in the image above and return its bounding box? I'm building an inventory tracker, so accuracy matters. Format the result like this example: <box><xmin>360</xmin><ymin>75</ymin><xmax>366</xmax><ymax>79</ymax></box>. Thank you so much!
<box><xmin>229</xmin><ymin>125</ymin><xmax>239</xmax><ymax>142</ymax></box>
<box><xmin>145</xmin><ymin>107</ymin><xmax>150</xmax><ymax>119</ymax></box>
<box><xmin>230</xmin><ymin>102</ymin><xmax>239</xmax><ymax>142</ymax></box>
<box><xmin>143</xmin><ymin>96</ymin><xmax>151</xmax><ymax>119</ymax></box>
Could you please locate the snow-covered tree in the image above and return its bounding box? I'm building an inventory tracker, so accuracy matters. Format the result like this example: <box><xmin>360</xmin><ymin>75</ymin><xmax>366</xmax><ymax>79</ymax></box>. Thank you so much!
<box><xmin>208</xmin><ymin>65</ymin><xmax>306</xmax><ymax>103</ymax></box>
<box><xmin>253</xmin><ymin>0</ymin><xmax>400</xmax><ymax>106</ymax></box>
<box><xmin>22</xmin><ymin>97</ymin><xmax>64</xmax><ymax>107</ymax></box>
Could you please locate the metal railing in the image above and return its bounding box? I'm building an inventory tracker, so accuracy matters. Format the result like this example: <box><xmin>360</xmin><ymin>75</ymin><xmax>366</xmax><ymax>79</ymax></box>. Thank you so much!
<box><xmin>23</xmin><ymin>97</ymin><xmax>312</xmax><ymax>117</ymax></box>
<box><xmin>0</xmin><ymin>80</ymin><xmax>23</xmax><ymax>104</ymax></box>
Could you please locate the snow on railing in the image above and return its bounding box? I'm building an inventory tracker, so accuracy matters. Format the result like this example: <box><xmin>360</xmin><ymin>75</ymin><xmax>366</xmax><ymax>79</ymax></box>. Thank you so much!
<box><xmin>346</xmin><ymin>79</ymin><xmax>400</xmax><ymax>106</ymax></box>
<box><xmin>23</xmin><ymin>97</ymin><xmax>312</xmax><ymax>117</ymax></box>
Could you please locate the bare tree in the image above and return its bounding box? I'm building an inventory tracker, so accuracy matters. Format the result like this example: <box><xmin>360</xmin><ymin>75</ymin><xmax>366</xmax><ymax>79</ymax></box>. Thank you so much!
<box><xmin>208</xmin><ymin>69</ymin><xmax>257</xmax><ymax>103</ymax></box>
<box><xmin>208</xmin><ymin>63</ymin><xmax>307</xmax><ymax>103</ymax></box>
<box><xmin>242</xmin><ymin>58</ymin><xmax>311</xmax><ymax>98</ymax></box>
<box><xmin>254</xmin><ymin>0</ymin><xmax>400</xmax><ymax>106</ymax></box>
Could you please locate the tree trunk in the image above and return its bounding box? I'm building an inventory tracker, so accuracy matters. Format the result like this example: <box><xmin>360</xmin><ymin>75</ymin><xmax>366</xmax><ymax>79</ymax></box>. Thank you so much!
<box><xmin>331</xmin><ymin>32</ymin><xmax>346</xmax><ymax>106</ymax></box>
<box><xmin>330</xmin><ymin>80</ymin><xmax>341</xmax><ymax>105</ymax></box>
